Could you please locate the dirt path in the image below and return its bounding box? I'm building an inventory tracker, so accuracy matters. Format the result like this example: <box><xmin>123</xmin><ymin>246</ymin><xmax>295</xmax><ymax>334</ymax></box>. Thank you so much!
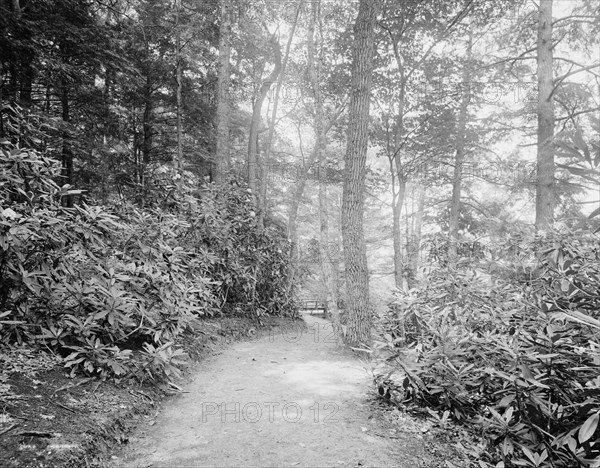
<box><xmin>111</xmin><ymin>315</ymin><xmax>440</xmax><ymax>468</ymax></box>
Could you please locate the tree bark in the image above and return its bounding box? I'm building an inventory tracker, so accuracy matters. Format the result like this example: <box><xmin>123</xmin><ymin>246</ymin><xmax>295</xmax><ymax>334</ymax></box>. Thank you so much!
<box><xmin>385</xmin><ymin>29</ymin><xmax>407</xmax><ymax>291</ymax></box>
<box><xmin>101</xmin><ymin>65</ymin><xmax>113</xmax><ymax>203</ymax></box>
<box><xmin>391</xmin><ymin>174</ymin><xmax>406</xmax><ymax>289</ymax></box>
<box><xmin>448</xmin><ymin>32</ymin><xmax>473</xmax><ymax>266</ymax></box>
<box><xmin>288</xmin><ymin>153</ymin><xmax>315</xmax><ymax>255</ymax></box>
<box><xmin>405</xmin><ymin>183</ymin><xmax>424</xmax><ymax>289</ymax></box>
<box><xmin>215</xmin><ymin>0</ymin><xmax>232</xmax><ymax>183</ymax></box>
<box><xmin>141</xmin><ymin>73</ymin><xmax>153</xmax><ymax>207</ymax></box>
<box><xmin>535</xmin><ymin>0</ymin><xmax>555</xmax><ymax>229</ymax></box>
<box><xmin>342</xmin><ymin>0</ymin><xmax>378</xmax><ymax>347</ymax></box>
<box><xmin>247</xmin><ymin>35</ymin><xmax>282</xmax><ymax>207</ymax></box>
<box><xmin>174</xmin><ymin>0</ymin><xmax>183</xmax><ymax>172</ymax></box>
<box><xmin>60</xmin><ymin>79</ymin><xmax>73</xmax><ymax>207</ymax></box>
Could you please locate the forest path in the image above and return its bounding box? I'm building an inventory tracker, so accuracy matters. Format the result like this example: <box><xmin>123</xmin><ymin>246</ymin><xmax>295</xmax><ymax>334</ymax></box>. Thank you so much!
<box><xmin>112</xmin><ymin>314</ymin><xmax>437</xmax><ymax>468</ymax></box>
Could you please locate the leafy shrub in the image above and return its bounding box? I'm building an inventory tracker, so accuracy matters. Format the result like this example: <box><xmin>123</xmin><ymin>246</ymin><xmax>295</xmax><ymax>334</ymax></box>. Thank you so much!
<box><xmin>1</xmin><ymin>143</ymin><xmax>296</xmax><ymax>381</ymax></box>
<box><xmin>189</xmin><ymin>179</ymin><xmax>297</xmax><ymax>318</ymax></box>
<box><xmin>137</xmin><ymin>342</ymin><xmax>188</xmax><ymax>383</ymax></box>
<box><xmin>374</xmin><ymin>230</ymin><xmax>600</xmax><ymax>467</ymax></box>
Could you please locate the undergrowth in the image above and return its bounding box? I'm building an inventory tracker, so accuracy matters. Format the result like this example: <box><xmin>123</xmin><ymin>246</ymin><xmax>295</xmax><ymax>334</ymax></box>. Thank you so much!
<box><xmin>0</xmin><ymin>142</ymin><xmax>296</xmax><ymax>382</ymax></box>
<box><xmin>373</xmin><ymin>231</ymin><xmax>600</xmax><ymax>467</ymax></box>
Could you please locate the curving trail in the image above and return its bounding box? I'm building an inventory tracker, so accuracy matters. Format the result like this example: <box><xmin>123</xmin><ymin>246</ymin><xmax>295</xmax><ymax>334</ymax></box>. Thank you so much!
<box><xmin>112</xmin><ymin>315</ymin><xmax>438</xmax><ymax>468</ymax></box>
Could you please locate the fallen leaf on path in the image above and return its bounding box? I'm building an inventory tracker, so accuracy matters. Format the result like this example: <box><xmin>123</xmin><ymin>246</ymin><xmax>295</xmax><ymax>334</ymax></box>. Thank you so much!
<box><xmin>360</xmin><ymin>426</ymin><xmax>368</xmax><ymax>432</ymax></box>
<box><xmin>299</xmin><ymin>443</ymin><xmax>306</xmax><ymax>447</ymax></box>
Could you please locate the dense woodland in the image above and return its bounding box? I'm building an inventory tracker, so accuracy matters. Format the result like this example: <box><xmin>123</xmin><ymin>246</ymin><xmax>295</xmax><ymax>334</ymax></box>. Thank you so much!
<box><xmin>1</xmin><ymin>0</ymin><xmax>600</xmax><ymax>466</ymax></box>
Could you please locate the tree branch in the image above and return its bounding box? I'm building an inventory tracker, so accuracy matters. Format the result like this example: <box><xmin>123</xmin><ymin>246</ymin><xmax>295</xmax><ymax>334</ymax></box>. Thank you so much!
<box><xmin>553</xmin><ymin>63</ymin><xmax>600</xmax><ymax>84</ymax></box>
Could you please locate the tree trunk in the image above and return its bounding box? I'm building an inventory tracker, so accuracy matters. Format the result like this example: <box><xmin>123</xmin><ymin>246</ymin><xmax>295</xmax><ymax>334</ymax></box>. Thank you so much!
<box><xmin>342</xmin><ymin>0</ymin><xmax>378</xmax><ymax>347</ymax></box>
<box><xmin>215</xmin><ymin>0</ymin><xmax>232</xmax><ymax>183</ymax></box>
<box><xmin>11</xmin><ymin>2</ymin><xmax>34</xmax><ymax>124</ymax></box>
<box><xmin>174</xmin><ymin>0</ymin><xmax>183</xmax><ymax>172</ymax></box>
<box><xmin>405</xmin><ymin>183</ymin><xmax>425</xmax><ymax>289</ymax></box>
<box><xmin>386</xmin><ymin>33</ymin><xmax>407</xmax><ymax>291</ymax></box>
<box><xmin>258</xmin><ymin>2</ymin><xmax>300</xmax><ymax>228</ymax></box>
<box><xmin>18</xmin><ymin>13</ymin><xmax>34</xmax><ymax>111</ymax></box>
<box><xmin>101</xmin><ymin>65</ymin><xmax>113</xmax><ymax>203</ymax></box>
<box><xmin>448</xmin><ymin>32</ymin><xmax>473</xmax><ymax>266</ymax></box>
<box><xmin>141</xmin><ymin>74</ymin><xmax>153</xmax><ymax>207</ymax></box>
<box><xmin>19</xmin><ymin>52</ymin><xmax>34</xmax><ymax>109</ymax></box>
<box><xmin>0</xmin><ymin>61</ymin><xmax>3</xmax><ymax>137</ymax></box>
<box><xmin>307</xmin><ymin>0</ymin><xmax>342</xmax><ymax>342</ymax></box>
<box><xmin>60</xmin><ymin>80</ymin><xmax>73</xmax><ymax>207</ymax></box>
<box><xmin>287</xmin><ymin>146</ymin><xmax>318</xmax><ymax>267</ymax></box>
<box><xmin>247</xmin><ymin>35</ymin><xmax>282</xmax><ymax>208</ymax></box>
<box><xmin>6</xmin><ymin>64</ymin><xmax>17</xmax><ymax>104</ymax></box>
<box><xmin>392</xmin><ymin>175</ymin><xmax>406</xmax><ymax>289</ymax></box>
<box><xmin>287</xmin><ymin>158</ymin><xmax>313</xmax><ymax>295</ymax></box>
<box><xmin>535</xmin><ymin>0</ymin><xmax>555</xmax><ymax>229</ymax></box>
<box><xmin>288</xmin><ymin>158</ymin><xmax>314</xmax><ymax>254</ymax></box>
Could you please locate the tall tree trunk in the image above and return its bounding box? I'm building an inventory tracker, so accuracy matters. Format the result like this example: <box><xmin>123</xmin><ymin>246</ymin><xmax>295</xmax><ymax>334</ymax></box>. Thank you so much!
<box><xmin>258</xmin><ymin>2</ymin><xmax>301</xmax><ymax>228</ymax></box>
<box><xmin>307</xmin><ymin>0</ymin><xmax>342</xmax><ymax>341</ymax></box>
<box><xmin>101</xmin><ymin>65</ymin><xmax>113</xmax><ymax>203</ymax></box>
<box><xmin>247</xmin><ymin>35</ymin><xmax>281</xmax><ymax>207</ymax></box>
<box><xmin>6</xmin><ymin>64</ymin><xmax>17</xmax><ymax>104</ymax></box>
<box><xmin>535</xmin><ymin>0</ymin><xmax>555</xmax><ymax>229</ymax></box>
<box><xmin>18</xmin><ymin>11</ymin><xmax>34</xmax><ymax>111</ymax></box>
<box><xmin>286</xmin><ymin>150</ymin><xmax>314</xmax><ymax>296</ymax></box>
<box><xmin>391</xmin><ymin>174</ymin><xmax>406</xmax><ymax>289</ymax></box>
<box><xmin>405</xmin><ymin>183</ymin><xmax>424</xmax><ymax>288</ymax></box>
<box><xmin>19</xmin><ymin>52</ymin><xmax>34</xmax><ymax>109</ymax></box>
<box><xmin>288</xmin><ymin>154</ymin><xmax>314</xmax><ymax>255</ymax></box>
<box><xmin>215</xmin><ymin>0</ymin><xmax>232</xmax><ymax>183</ymax></box>
<box><xmin>448</xmin><ymin>32</ymin><xmax>473</xmax><ymax>266</ymax></box>
<box><xmin>11</xmin><ymin>2</ymin><xmax>34</xmax><ymax>136</ymax></box>
<box><xmin>60</xmin><ymin>80</ymin><xmax>73</xmax><ymax>207</ymax></box>
<box><xmin>141</xmin><ymin>74</ymin><xmax>153</xmax><ymax>207</ymax></box>
<box><xmin>342</xmin><ymin>0</ymin><xmax>378</xmax><ymax>347</ymax></box>
<box><xmin>387</xmin><ymin>34</ymin><xmax>407</xmax><ymax>291</ymax></box>
<box><xmin>0</xmin><ymin>61</ymin><xmax>3</xmax><ymax>137</ymax></box>
<box><xmin>174</xmin><ymin>0</ymin><xmax>183</xmax><ymax>172</ymax></box>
